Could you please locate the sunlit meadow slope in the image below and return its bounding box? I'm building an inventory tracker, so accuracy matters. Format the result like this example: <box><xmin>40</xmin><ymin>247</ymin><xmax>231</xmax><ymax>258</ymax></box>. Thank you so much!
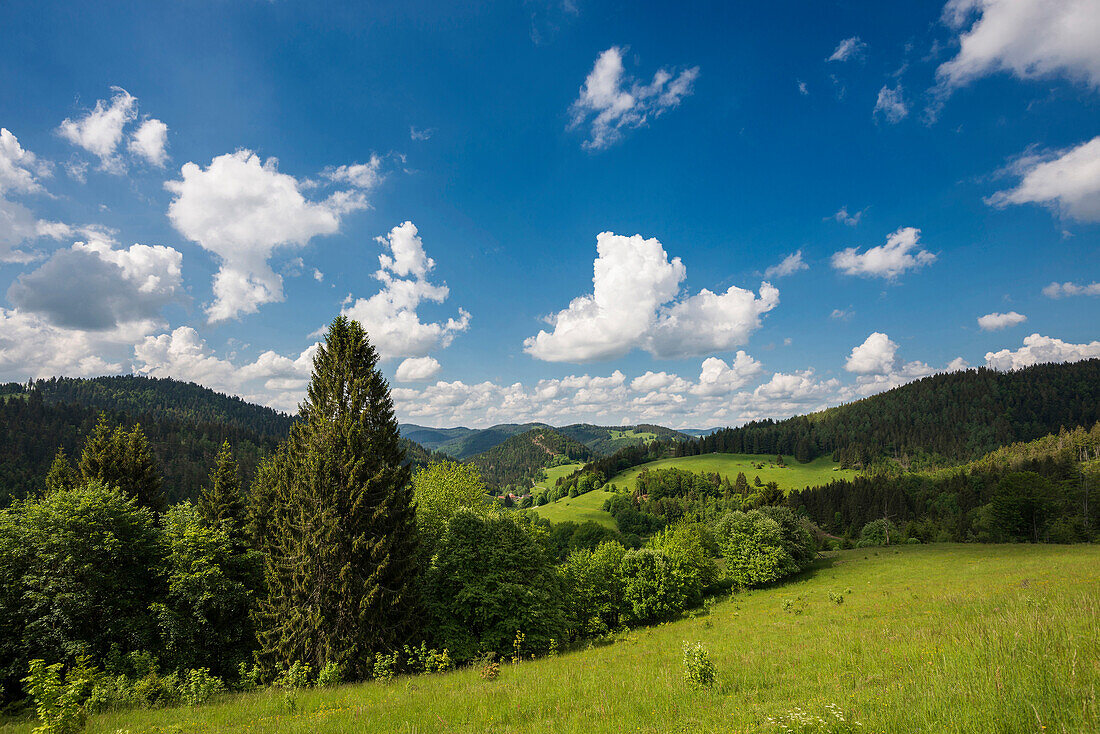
<box><xmin>5</xmin><ymin>544</ymin><xmax>1095</xmax><ymax>734</ymax></box>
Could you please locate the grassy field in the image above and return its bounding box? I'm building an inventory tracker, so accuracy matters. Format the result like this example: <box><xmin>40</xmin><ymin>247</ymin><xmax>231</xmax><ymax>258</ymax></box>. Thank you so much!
<box><xmin>530</xmin><ymin>462</ymin><xmax>585</xmax><ymax>494</ymax></box>
<box><xmin>607</xmin><ymin>429</ymin><xmax>657</xmax><ymax>441</ymax></box>
<box><xmin>6</xmin><ymin>544</ymin><xmax>1095</xmax><ymax>733</ymax></box>
<box><xmin>606</xmin><ymin>453</ymin><xmax>857</xmax><ymax>492</ymax></box>
<box><xmin>531</xmin><ymin>488</ymin><xmax>616</xmax><ymax>529</ymax></box>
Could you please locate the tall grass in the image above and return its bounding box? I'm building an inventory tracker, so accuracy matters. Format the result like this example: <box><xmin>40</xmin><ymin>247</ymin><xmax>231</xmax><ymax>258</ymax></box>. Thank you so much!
<box><xmin>3</xmin><ymin>544</ymin><xmax>1096</xmax><ymax>733</ymax></box>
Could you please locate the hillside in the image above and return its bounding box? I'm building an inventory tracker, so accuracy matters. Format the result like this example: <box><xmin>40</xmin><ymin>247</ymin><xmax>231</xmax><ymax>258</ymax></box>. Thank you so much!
<box><xmin>0</xmin><ymin>378</ymin><xmax>432</xmax><ymax>505</ymax></box>
<box><xmin>13</xmin><ymin>544</ymin><xmax>1096</xmax><ymax>733</ymax></box>
<box><xmin>468</xmin><ymin>428</ymin><xmax>592</xmax><ymax>489</ymax></box>
<box><xmin>693</xmin><ymin>360</ymin><xmax>1100</xmax><ymax>467</ymax></box>
<box><xmin>400</xmin><ymin>421</ymin><xmax>689</xmax><ymax>461</ymax></box>
<box><xmin>33</xmin><ymin>375</ymin><xmax>295</xmax><ymax>437</ymax></box>
<box><xmin>606</xmin><ymin>453</ymin><xmax>855</xmax><ymax>492</ymax></box>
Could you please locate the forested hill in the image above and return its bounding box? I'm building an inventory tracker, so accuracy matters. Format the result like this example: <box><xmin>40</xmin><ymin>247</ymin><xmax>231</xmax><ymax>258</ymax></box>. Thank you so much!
<box><xmin>399</xmin><ymin>421</ymin><xmax>689</xmax><ymax>460</ymax></box>
<box><xmin>468</xmin><ymin>428</ymin><xmax>592</xmax><ymax>489</ymax></box>
<box><xmin>693</xmin><ymin>360</ymin><xmax>1100</xmax><ymax>467</ymax></box>
<box><xmin>32</xmin><ymin>375</ymin><xmax>294</xmax><ymax>437</ymax></box>
<box><xmin>0</xmin><ymin>377</ymin><xmax>432</xmax><ymax>505</ymax></box>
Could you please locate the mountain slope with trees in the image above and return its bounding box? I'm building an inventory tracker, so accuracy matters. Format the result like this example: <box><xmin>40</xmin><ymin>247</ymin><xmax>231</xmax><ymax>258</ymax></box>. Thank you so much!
<box><xmin>468</xmin><ymin>428</ymin><xmax>593</xmax><ymax>489</ymax></box>
<box><xmin>0</xmin><ymin>379</ymin><xmax>432</xmax><ymax>505</ymax></box>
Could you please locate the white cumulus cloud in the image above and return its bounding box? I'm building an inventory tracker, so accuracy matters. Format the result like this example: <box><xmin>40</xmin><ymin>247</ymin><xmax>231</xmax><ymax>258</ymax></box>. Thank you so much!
<box><xmin>873</xmin><ymin>84</ymin><xmax>909</xmax><ymax>123</ymax></box>
<box><xmin>166</xmin><ymin>150</ymin><xmax>379</xmax><ymax>321</ymax></box>
<box><xmin>763</xmin><ymin>250</ymin><xmax>808</xmax><ymax>278</ymax></box>
<box><xmin>58</xmin><ymin>87</ymin><xmax>138</xmax><ymax>173</ymax></box>
<box><xmin>831</xmin><ymin>226</ymin><xmax>935</xmax><ymax>279</ymax></box>
<box><xmin>828</xmin><ymin>36</ymin><xmax>866</xmax><ymax>62</ymax></box>
<box><xmin>128</xmin><ymin>118</ymin><xmax>169</xmax><ymax>167</ymax></box>
<box><xmin>977</xmin><ymin>311</ymin><xmax>1027</xmax><ymax>331</ymax></box>
<box><xmin>569</xmin><ymin>46</ymin><xmax>699</xmax><ymax>150</ymax></box>
<box><xmin>690</xmin><ymin>352</ymin><xmax>763</xmax><ymax>396</ymax></box>
<box><xmin>395</xmin><ymin>356</ymin><xmax>442</xmax><ymax>382</ymax></box>
<box><xmin>341</xmin><ymin>221</ymin><xmax>469</xmax><ymax>360</ymax></box>
<box><xmin>524</xmin><ymin>232</ymin><xmax>778</xmax><ymax>362</ymax></box>
<box><xmin>845</xmin><ymin>332</ymin><xmax>898</xmax><ymax>374</ymax></box>
<box><xmin>985</xmin><ymin>333</ymin><xmax>1100</xmax><ymax>370</ymax></box>
<box><xmin>1043</xmin><ymin>281</ymin><xmax>1100</xmax><ymax>298</ymax></box>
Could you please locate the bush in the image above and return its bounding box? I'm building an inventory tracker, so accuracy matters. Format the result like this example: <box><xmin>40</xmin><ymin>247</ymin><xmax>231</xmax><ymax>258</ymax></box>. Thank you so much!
<box><xmin>22</xmin><ymin>657</ymin><xmax>99</xmax><ymax>734</ymax></box>
<box><xmin>906</xmin><ymin>537</ymin><xmax>921</xmax><ymax>545</ymax></box>
<box><xmin>372</xmin><ymin>653</ymin><xmax>397</xmax><ymax>682</ymax></box>
<box><xmin>425</xmin><ymin>511</ymin><xmax>565</xmax><ymax>661</ymax></box>
<box><xmin>619</xmin><ymin>548</ymin><xmax>688</xmax><ymax>624</ymax></box>
<box><xmin>314</xmin><ymin>660</ymin><xmax>343</xmax><ymax>691</ymax></box>
<box><xmin>714</xmin><ymin>510</ymin><xmax>802</xmax><ymax>588</ymax></box>
<box><xmin>178</xmin><ymin>668</ymin><xmax>225</xmax><ymax>706</ymax></box>
<box><xmin>858</xmin><ymin>519</ymin><xmax>898</xmax><ymax>547</ymax></box>
<box><xmin>273</xmin><ymin>661</ymin><xmax>312</xmax><ymax>690</ymax></box>
<box><xmin>681</xmin><ymin>642</ymin><xmax>717</xmax><ymax>690</ymax></box>
<box><xmin>477</xmin><ymin>652</ymin><xmax>500</xmax><ymax>681</ymax></box>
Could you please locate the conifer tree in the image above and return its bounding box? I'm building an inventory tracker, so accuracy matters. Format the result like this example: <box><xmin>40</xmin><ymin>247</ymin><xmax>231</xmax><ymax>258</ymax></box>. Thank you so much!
<box><xmin>78</xmin><ymin>415</ymin><xmax>166</xmax><ymax>512</ymax></box>
<box><xmin>199</xmin><ymin>441</ymin><xmax>245</xmax><ymax>529</ymax></box>
<box><xmin>44</xmin><ymin>448</ymin><xmax>80</xmax><ymax>493</ymax></box>
<box><xmin>258</xmin><ymin>316</ymin><xmax>420</xmax><ymax>677</ymax></box>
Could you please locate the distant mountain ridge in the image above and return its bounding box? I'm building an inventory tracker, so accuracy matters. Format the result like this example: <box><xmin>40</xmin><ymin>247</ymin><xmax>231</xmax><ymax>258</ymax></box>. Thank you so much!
<box><xmin>400</xmin><ymin>421</ymin><xmax>690</xmax><ymax>460</ymax></box>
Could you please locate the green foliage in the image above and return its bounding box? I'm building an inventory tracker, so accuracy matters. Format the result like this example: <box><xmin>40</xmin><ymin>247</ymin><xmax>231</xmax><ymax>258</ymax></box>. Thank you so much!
<box><xmin>198</xmin><ymin>441</ymin><xmax>245</xmax><ymax>530</ymax></box>
<box><xmin>619</xmin><ymin>548</ymin><xmax>687</xmax><ymax>625</ymax></box>
<box><xmin>257</xmin><ymin>317</ymin><xmax>420</xmax><ymax>679</ymax></box>
<box><xmin>371</xmin><ymin>653</ymin><xmax>397</xmax><ymax>682</ymax></box>
<box><xmin>315</xmin><ymin>662</ymin><xmax>344</xmax><ymax>688</ymax></box>
<box><xmin>560</xmin><ymin>541</ymin><xmax>627</xmax><ymax>639</ymax></box>
<box><xmin>681</xmin><ymin>642</ymin><xmax>717</xmax><ymax>690</ymax></box>
<box><xmin>44</xmin><ymin>449</ymin><xmax>79</xmax><ymax>494</ymax></box>
<box><xmin>424</xmin><ymin>509</ymin><xmax>565</xmax><ymax>661</ymax></box>
<box><xmin>177</xmin><ymin>668</ymin><xmax>225</xmax><ymax>706</ymax></box>
<box><xmin>22</xmin><ymin>657</ymin><xmax>99</xmax><ymax>734</ymax></box>
<box><xmin>467</xmin><ymin>428</ymin><xmax>592</xmax><ymax>489</ymax></box>
<box><xmin>78</xmin><ymin>416</ymin><xmax>166</xmax><ymax>512</ymax></box>
<box><xmin>150</xmin><ymin>502</ymin><xmax>262</xmax><ymax>677</ymax></box>
<box><xmin>858</xmin><ymin>519</ymin><xmax>898</xmax><ymax>547</ymax></box>
<box><xmin>273</xmin><ymin>661</ymin><xmax>312</xmax><ymax>690</ymax></box>
<box><xmin>411</xmin><ymin>460</ymin><xmax>491</xmax><ymax>550</ymax></box>
<box><xmin>649</xmin><ymin>523</ymin><xmax>720</xmax><ymax>605</ymax></box>
<box><xmin>713</xmin><ymin>507</ymin><xmax>817</xmax><ymax>588</ymax></box>
<box><xmin>0</xmin><ymin>483</ymin><xmax>161</xmax><ymax>698</ymax></box>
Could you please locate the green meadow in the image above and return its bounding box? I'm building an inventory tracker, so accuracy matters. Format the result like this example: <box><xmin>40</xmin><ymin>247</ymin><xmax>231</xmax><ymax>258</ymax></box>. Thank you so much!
<box><xmin>607</xmin><ymin>453</ymin><xmax>857</xmax><ymax>492</ymax></box>
<box><xmin>531</xmin><ymin>488</ymin><xmax>617</xmax><ymax>529</ymax></box>
<box><xmin>530</xmin><ymin>462</ymin><xmax>585</xmax><ymax>494</ymax></box>
<box><xmin>6</xmin><ymin>544</ymin><xmax>1094</xmax><ymax>733</ymax></box>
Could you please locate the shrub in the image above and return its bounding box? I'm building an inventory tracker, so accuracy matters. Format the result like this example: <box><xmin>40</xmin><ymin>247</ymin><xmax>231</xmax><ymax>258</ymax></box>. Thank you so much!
<box><xmin>828</xmin><ymin>591</ymin><xmax>844</xmax><ymax>605</ymax></box>
<box><xmin>477</xmin><ymin>652</ymin><xmax>500</xmax><ymax>681</ymax></box>
<box><xmin>273</xmin><ymin>661</ymin><xmax>312</xmax><ymax>690</ymax></box>
<box><xmin>315</xmin><ymin>662</ymin><xmax>343</xmax><ymax>688</ymax></box>
<box><xmin>681</xmin><ymin>642</ymin><xmax>717</xmax><ymax>690</ymax></box>
<box><xmin>714</xmin><ymin>510</ymin><xmax>799</xmax><ymax>588</ymax></box>
<box><xmin>619</xmin><ymin>548</ymin><xmax>688</xmax><ymax>625</ymax></box>
<box><xmin>178</xmin><ymin>668</ymin><xmax>225</xmax><ymax>706</ymax></box>
<box><xmin>858</xmin><ymin>519</ymin><xmax>898</xmax><ymax>547</ymax></box>
<box><xmin>906</xmin><ymin>537</ymin><xmax>921</xmax><ymax>545</ymax></box>
<box><xmin>372</xmin><ymin>653</ymin><xmax>397</xmax><ymax>682</ymax></box>
<box><xmin>22</xmin><ymin>657</ymin><xmax>99</xmax><ymax>734</ymax></box>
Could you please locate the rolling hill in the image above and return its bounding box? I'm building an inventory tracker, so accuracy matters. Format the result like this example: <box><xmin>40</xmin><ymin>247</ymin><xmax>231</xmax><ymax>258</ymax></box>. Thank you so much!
<box><xmin>400</xmin><ymin>421</ymin><xmax>689</xmax><ymax>461</ymax></box>
<box><xmin>0</xmin><ymin>377</ymin><xmax>432</xmax><ymax>505</ymax></box>
<box><xmin>468</xmin><ymin>428</ymin><xmax>592</xmax><ymax>489</ymax></box>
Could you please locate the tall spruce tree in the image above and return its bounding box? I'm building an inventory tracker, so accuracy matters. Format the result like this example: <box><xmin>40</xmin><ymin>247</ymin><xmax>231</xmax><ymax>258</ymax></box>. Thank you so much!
<box><xmin>257</xmin><ymin>316</ymin><xmax>420</xmax><ymax>677</ymax></box>
<box><xmin>78</xmin><ymin>415</ymin><xmax>166</xmax><ymax>512</ymax></box>
<box><xmin>199</xmin><ymin>441</ymin><xmax>245</xmax><ymax>529</ymax></box>
<box><xmin>45</xmin><ymin>448</ymin><xmax>80</xmax><ymax>493</ymax></box>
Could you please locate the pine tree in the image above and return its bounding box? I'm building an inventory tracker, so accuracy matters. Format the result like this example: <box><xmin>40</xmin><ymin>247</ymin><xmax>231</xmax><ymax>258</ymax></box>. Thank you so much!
<box><xmin>734</xmin><ymin>471</ymin><xmax>749</xmax><ymax>496</ymax></box>
<box><xmin>45</xmin><ymin>447</ymin><xmax>80</xmax><ymax>493</ymax></box>
<box><xmin>78</xmin><ymin>415</ymin><xmax>166</xmax><ymax>512</ymax></box>
<box><xmin>257</xmin><ymin>317</ymin><xmax>420</xmax><ymax>677</ymax></box>
<box><xmin>199</xmin><ymin>441</ymin><xmax>245</xmax><ymax>529</ymax></box>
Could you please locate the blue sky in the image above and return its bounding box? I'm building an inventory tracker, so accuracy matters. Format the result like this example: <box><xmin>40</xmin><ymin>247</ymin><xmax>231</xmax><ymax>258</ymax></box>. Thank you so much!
<box><xmin>0</xmin><ymin>0</ymin><xmax>1097</xmax><ymax>427</ymax></box>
